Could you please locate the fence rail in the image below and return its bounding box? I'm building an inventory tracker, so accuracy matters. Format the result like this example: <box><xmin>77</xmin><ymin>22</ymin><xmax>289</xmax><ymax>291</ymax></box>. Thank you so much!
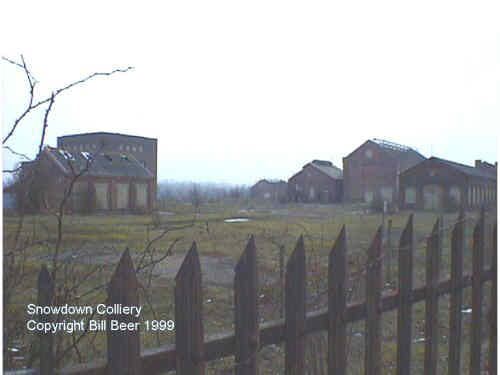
<box><xmin>10</xmin><ymin>210</ymin><xmax>497</xmax><ymax>375</ymax></box>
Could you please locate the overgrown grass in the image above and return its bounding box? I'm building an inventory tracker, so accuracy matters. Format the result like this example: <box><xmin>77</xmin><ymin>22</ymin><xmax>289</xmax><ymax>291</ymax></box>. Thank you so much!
<box><xmin>3</xmin><ymin>201</ymin><xmax>496</xmax><ymax>374</ymax></box>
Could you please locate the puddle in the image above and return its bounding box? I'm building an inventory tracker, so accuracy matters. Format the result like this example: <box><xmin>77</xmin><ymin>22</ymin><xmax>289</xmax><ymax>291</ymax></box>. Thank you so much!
<box><xmin>224</xmin><ymin>218</ymin><xmax>251</xmax><ymax>223</ymax></box>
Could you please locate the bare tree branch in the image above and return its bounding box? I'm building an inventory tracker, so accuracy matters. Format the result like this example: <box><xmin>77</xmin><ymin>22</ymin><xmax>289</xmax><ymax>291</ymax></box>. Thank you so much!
<box><xmin>2</xmin><ymin>55</ymin><xmax>134</xmax><ymax>144</ymax></box>
<box><xmin>3</xmin><ymin>55</ymin><xmax>134</xmax><ymax>369</ymax></box>
<box><xmin>51</xmin><ymin>148</ymin><xmax>99</xmax><ymax>281</ymax></box>
<box><xmin>2</xmin><ymin>55</ymin><xmax>37</xmax><ymax>144</ymax></box>
<box><xmin>3</xmin><ymin>145</ymin><xmax>31</xmax><ymax>161</ymax></box>
<box><xmin>2</xmin><ymin>56</ymin><xmax>38</xmax><ymax>83</ymax></box>
<box><xmin>37</xmin><ymin>93</ymin><xmax>55</xmax><ymax>157</ymax></box>
<box><xmin>2</xmin><ymin>166</ymin><xmax>22</xmax><ymax>174</ymax></box>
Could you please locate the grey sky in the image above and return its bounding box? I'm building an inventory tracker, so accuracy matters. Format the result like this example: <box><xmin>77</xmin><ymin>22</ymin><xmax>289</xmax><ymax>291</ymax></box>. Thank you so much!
<box><xmin>2</xmin><ymin>0</ymin><xmax>499</xmax><ymax>185</ymax></box>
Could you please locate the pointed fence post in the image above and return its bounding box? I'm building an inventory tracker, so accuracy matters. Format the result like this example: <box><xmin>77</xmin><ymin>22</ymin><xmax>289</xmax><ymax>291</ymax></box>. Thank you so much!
<box><xmin>396</xmin><ymin>214</ymin><xmax>414</xmax><ymax>375</ymax></box>
<box><xmin>448</xmin><ymin>210</ymin><xmax>465</xmax><ymax>374</ymax></box>
<box><xmin>234</xmin><ymin>236</ymin><xmax>259</xmax><ymax>375</ymax></box>
<box><xmin>470</xmin><ymin>209</ymin><xmax>485</xmax><ymax>374</ymax></box>
<box><xmin>488</xmin><ymin>222</ymin><xmax>497</xmax><ymax>375</ymax></box>
<box><xmin>328</xmin><ymin>226</ymin><xmax>347</xmax><ymax>375</ymax></box>
<box><xmin>424</xmin><ymin>219</ymin><xmax>441</xmax><ymax>375</ymax></box>
<box><xmin>175</xmin><ymin>242</ymin><xmax>205</xmax><ymax>375</ymax></box>
<box><xmin>38</xmin><ymin>265</ymin><xmax>54</xmax><ymax>375</ymax></box>
<box><xmin>365</xmin><ymin>226</ymin><xmax>383</xmax><ymax>375</ymax></box>
<box><xmin>106</xmin><ymin>248</ymin><xmax>141</xmax><ymax>375</ymax></box>
<box><xmin>386</xmin><ymin>219</ymin><xmax>393</xmax><ymax>286</ymax></box>
<box><xmin>285</xmin><ymin>236</ymin><xmax>306</xmax><ymax>375</ymax></box>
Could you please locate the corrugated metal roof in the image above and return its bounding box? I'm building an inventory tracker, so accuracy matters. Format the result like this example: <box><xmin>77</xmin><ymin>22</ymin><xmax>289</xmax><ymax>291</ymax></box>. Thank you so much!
<box><xmin>45</xmin><ymin>147</ymin><xmax>154</xmax><ymax>179</ymax></box>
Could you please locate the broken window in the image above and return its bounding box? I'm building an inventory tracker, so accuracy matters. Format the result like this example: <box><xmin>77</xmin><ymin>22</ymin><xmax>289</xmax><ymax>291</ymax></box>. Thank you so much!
<box><xmin>58</xmin><ymin>149</ymin><xmax>75</xmax><ymax>161</ymax></box>
<box><xmin>81</xmin><ymin>152</ymin><xmax>93</xmax><ymax>161</ymax></box>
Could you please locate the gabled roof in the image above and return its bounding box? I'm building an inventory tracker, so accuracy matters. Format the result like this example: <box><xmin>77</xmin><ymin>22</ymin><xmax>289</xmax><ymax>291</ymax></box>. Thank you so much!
<box><xmin>258</xmin><ymin>179</ymin><xmax>286</xmax><ymax>184</ymax></box>
<box><xmin>428</xmin><ymin>157</ymin><xmax>497</xmax><ymax>180</ymax></box>
<box><xmin>289</xmin><ymin>160</ymin><xmax>343</xmax><ymax>182</ymax></box>
<box><xmin>44</xmin><ymin>147</ymin><xmax>154</xmax><ymax>179</ymax></box>
<box><xmin>251</xmin><ymin>179</ymin><xmax>287</xmax><ymax>188</ymax></box>
<box><xmin>309</xmin><ymin>160</ymin><xmax>343</xmax><ymax>179</ymax></box>
<box><xmin>344</xmin><ymin>139</ymin><xmax>426</xmax><ymax>170</ymax></box>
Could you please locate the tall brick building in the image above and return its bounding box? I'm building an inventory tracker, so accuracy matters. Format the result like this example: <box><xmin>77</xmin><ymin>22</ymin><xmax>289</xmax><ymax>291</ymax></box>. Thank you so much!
<box><xmin>342</xmin><ymin>139</ymin><xmax>425</xmax><ymax>204</ymax></box>
<box><xmin>57</xmin><ymin>132</ymin><xmax>157</xmax><ymax>205</ymax></box>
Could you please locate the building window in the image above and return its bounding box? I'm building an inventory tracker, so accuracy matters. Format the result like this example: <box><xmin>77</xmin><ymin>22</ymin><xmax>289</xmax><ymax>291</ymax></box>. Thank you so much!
<box><xmin>119</xmin><ymin>144</ymin><xmax>123</xmax><ymax>151</ymax></box>
<box><xmin>449</xmin><ymin>186</ymin><xmax>461</xmax><ymax>204</ymax></box>
<box><xmin>380</xmin><ymin>187</ymin><xmax>393</xmax><ymax>202</ymax></box>
<box><xmin>132</xmin><ymin>146</ymin><xmax>136</xmax><ymax>152</ymax></box>
<box><xmin>365</xmin><ymin>149</ymin><xmax>373</xmax><ymax>159</ymax></box>
<box><xmin>309</xmin><ymin>187</ymin><xmax>315</xmax><ymax>200</ymax></box>
<box><xmin>364</xmin><ymin>191</ymin><xmax>374</xmax><ymax>203</ymax></box>
<box><xmin>139</xmin><ymin>146</ymin><xmax>143</xmax><ymax>152</ymax></box>
<box><xmin>405</xmin><ymin>187</ymin><xmax>417</xmax><ymax>204</ymax></box>
<box><xmin>126</xmin><ymin>145</ymin><xmax>130</xmax><ymax>151</ymax></box>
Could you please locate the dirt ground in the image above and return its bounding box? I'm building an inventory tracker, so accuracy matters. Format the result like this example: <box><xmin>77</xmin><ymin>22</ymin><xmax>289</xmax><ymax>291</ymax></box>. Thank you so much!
<box><xmin>41</xmin><ymin>245</ymin><xmax>240</xmax><ymax>287</ymax></box>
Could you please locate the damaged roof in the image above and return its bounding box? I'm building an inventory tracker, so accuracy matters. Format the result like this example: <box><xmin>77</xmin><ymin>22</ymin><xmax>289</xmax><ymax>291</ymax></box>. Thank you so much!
<box><xmin>309</xmin><ymin>160</ymin><xmax>343</xmax><ymax>179</ymax></box>
<box><xmin>345</xmin><ymin>139</ymin><xmax>426</xmax><ymax>171</ymax></box>
<box><xmin>44</xmin><ymin>147</ymin><xmax>154</xmax><ymax>179</ymax></box>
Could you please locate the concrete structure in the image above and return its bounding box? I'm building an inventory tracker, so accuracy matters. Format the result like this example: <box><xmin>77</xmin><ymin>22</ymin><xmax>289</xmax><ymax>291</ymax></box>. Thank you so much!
<box><xmin>342</xmin><ymin>139</ymin><xmax>426</xmax><ymax>204</ymax></box>
<box><xmin>399</xmin><ymin>157</ymin><xmax>497</xmax><ymax>211</ymax></box>
<box><xmin>19</xmin><ymin>146</ymin><xmax>155</xmax><ymax>213</ymax></box>
<box><xmin>250</xmin><ymin>179</ymin><xmax>288</xmax><ymax>202</ymax></box>
<box><xmin>288</xmin><ymin>160</ymin><xmax>343</xmax><ymax>203</ymax></box>
<box><xmin>57</xmin><ymin>132</ymin><xmax>157</xmax><ymax>204</ymax></box>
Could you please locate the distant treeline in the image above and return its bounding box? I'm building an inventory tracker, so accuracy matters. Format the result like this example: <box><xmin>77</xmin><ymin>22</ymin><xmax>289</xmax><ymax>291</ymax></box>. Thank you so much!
<box><xmin>157</xmin><ymin>180</ymin><xmax>249</xmax><ymax>204</ymax></box>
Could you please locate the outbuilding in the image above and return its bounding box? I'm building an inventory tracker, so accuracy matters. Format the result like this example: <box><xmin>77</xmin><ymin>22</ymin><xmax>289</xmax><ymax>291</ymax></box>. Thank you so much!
<box><xmin>250</xmin><ymin>179</ymin><xmax>288</xmax><ymax>202</ymax></box>
<box><xmin>399</xmin><ymin>157</ymin><xmax>497</xmax><ymax>211</ymax></box>
<box><xmin>288</xmin><ymin>160</ymin><xmax>343</xmax><ymax>203</ymax></box>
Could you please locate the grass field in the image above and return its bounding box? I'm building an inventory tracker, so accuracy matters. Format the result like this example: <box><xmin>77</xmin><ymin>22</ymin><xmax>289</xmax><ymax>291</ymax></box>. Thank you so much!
<box><xmin>3</xmin><ymin>200</ymin><xmax>496</xmax><ymax>374</ymax></box>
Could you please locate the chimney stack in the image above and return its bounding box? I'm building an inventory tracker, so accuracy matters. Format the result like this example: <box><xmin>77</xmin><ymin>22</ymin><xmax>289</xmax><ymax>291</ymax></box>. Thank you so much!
<box><xmin>475</xmin><ymin>159</ymin><xmax>481</xmax><ymax>168</ymax></box>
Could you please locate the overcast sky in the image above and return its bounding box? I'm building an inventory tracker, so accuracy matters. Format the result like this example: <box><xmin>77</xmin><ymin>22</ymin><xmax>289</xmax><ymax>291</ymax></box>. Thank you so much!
<box><xmin>2</xmin><ymin>0</ymin><xmax>499</xmax><ymax>185</ymax></box>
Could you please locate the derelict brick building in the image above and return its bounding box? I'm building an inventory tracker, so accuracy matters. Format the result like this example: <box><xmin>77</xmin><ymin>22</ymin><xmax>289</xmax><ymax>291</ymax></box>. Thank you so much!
<box><xmin>20</xmin><ymin>146</ymin><xmax>155</xmax><ymax>213</ymax></box>
<box><xmin>342</xmin><ymin>139</ymin><xmax>426</xmax><ymax>204</ymax></box>
<box><xmin>288</xmin><ymin>160</ymin><xmax>343</xmax><ymax>203</ymax></box>
<box><xmin>57</xmin><ymin>132</ymin><xmax>157</xmax><ymax>203</ymax></box>
<box><xmin>250</xmin><ymin>179</ymin><xmax>288</xmax><ymax>202</ymax></box>
<box><xmin>399</xmin><ymin>157</ymin><xmax>497</xmax><ymax>211</ymax></box>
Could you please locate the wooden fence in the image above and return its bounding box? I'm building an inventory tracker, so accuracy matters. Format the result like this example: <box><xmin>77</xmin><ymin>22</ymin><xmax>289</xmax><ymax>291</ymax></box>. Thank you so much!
<box><xmin>13</xmin><ymin>211</ymin><xmax>497</xmax><ymax>374</ymax></box>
